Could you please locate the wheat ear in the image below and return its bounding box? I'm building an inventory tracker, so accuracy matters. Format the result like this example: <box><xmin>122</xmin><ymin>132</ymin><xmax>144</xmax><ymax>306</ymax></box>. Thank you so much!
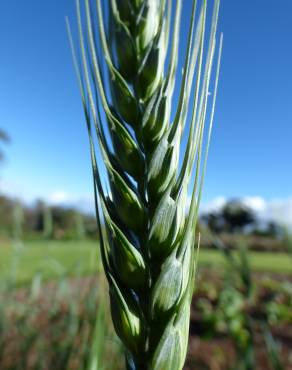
<box><xmin>67</xmin><ymin>0</ymin><xmax>222</xmax><ymax>368</ymax></box>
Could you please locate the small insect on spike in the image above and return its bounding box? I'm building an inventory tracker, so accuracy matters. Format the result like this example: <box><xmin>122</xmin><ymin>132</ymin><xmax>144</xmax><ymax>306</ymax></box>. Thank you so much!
<box><xmin>68</xmin><ymin>0</ymin><xmax>222</xmax><ymax>367</ymax></box>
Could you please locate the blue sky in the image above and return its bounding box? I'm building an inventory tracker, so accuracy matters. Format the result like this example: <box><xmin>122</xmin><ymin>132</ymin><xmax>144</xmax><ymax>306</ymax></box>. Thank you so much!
<box><xmin>0</xmin><ymin>1</ymin><xmax>292</xmax><ymax>211</ymax></box>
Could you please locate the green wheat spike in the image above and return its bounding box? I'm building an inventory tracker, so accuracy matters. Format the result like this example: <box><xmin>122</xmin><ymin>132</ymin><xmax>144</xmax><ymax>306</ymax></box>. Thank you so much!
<box><xmin>67</xmin><ymin>0</ymin><xmax>222</xmax><ymax>368</ymax></box>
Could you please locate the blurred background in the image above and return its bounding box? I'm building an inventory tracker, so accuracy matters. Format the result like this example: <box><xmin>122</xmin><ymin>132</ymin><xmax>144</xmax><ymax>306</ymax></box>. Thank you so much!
<box><xmin>0</xmin><ymin>1</ymin><xmax>291</xmax><ymax>370</ymax></box>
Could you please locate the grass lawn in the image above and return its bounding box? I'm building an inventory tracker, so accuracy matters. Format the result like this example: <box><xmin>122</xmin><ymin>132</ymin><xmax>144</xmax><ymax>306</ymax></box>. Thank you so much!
<box><xmin>198</xmin><ymin>249</ymin><xmax>292</xmax><ymax>274</ymax></box>
<box><xmin>0</xmin><ymin>240</ymin><xmax>291</xmax><ymax>285</ymax></box>
<box><xmin>0</xmin><ymin>240</ymin><xmax>101</xmax><ymax>285</ymax></box>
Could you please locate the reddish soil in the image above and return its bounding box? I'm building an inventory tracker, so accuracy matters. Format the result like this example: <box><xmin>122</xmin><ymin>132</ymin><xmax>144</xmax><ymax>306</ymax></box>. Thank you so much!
<box><xmin>0</xmin><ymin>272</ymin><xmax>291</xmax><ymax>370</ymax></box>
<box><xmin>185</xmin><ymin>270</ymin><xmax>292</xmax><ymax>369</ymax></box>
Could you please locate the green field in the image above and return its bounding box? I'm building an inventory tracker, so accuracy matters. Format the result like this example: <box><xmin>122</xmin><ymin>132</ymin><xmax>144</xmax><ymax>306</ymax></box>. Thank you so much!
<box><xmin>0</xmin><ymin>240</ymin><xmax>101</xmax><ymax>285</ymax></box>
<box><xmin>0</xmin><ymin>240</ymin><xmax>291</xmax><ymax>285</ymax></box>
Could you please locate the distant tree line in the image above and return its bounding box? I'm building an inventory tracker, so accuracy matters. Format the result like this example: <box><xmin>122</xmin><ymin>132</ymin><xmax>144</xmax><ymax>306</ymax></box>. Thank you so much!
<box><xmin>0</xmin><ymin>195</ymin><xmax>97</xmax><ymax>240</ymax></box>
<box><xmin>200</xmin><ymin>199</ymin><xmax>285</xmax><ymax>239</ymax></box>
<box><xmin>0</xmin><ymin>195</ymin><xmax>286</xmax><ymax>242</ymax></box>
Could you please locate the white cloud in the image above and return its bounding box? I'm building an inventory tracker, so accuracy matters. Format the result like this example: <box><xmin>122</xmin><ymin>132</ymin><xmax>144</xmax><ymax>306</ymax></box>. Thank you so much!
<box><xmin>2</xmin><ymin>178</ymin><xmax>292</xmax><ymax>227</ymax></box>
<box><xmin>0</xmin><ymin>178</ymin><xmax>39</xmax><ymax>203</ymax></box>
<box><xmin>46</xmin><ymin>191</ymin><xmax>95</xmax><ymax>214</ymax></box>
<box><xmin>241</xmin><ymin>196</ymin><xmax>266</xmax><ymax>212</ymax></box>
<box><xmin>201</xmin><ymin>196</ymin><xmax>227</xmax><ymax>213</ymax></box>
<box><xmin>263</xmin><ymin>198</ymin><xmax>292</xmax><ymax>228</ymax></box>
<box><xmin>48</xmin><ymin>191</ymin><xmax>71</xmax><ymax>205</ymax></box>
<box><xmin>0</xmin><ymin>180</ymin><xmax>95</xmax><ymax>214</ymax></box>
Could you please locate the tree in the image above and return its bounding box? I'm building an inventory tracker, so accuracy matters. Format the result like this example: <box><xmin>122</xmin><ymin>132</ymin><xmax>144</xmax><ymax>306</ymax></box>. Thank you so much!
<box><xmin>222</xmin><ymin>200</ymin><xmax>255</xmax><ymax>233</ymax></box>
<box><xmin>0</xmin><ymin>129</ymin><xmax>10</xmax><ymax>163</ymax></box>
<box><xmin>201</xmin><ymin>200</ymin><xmax>256</xmax><ymax>234</ymax></box>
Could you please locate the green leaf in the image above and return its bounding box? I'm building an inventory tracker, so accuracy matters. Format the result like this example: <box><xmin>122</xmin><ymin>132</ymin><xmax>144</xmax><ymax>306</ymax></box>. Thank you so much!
<box><xmin>263</xmin><ymin>328</ymin><xmax>284</xmax><ymax>370</ymax></box>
